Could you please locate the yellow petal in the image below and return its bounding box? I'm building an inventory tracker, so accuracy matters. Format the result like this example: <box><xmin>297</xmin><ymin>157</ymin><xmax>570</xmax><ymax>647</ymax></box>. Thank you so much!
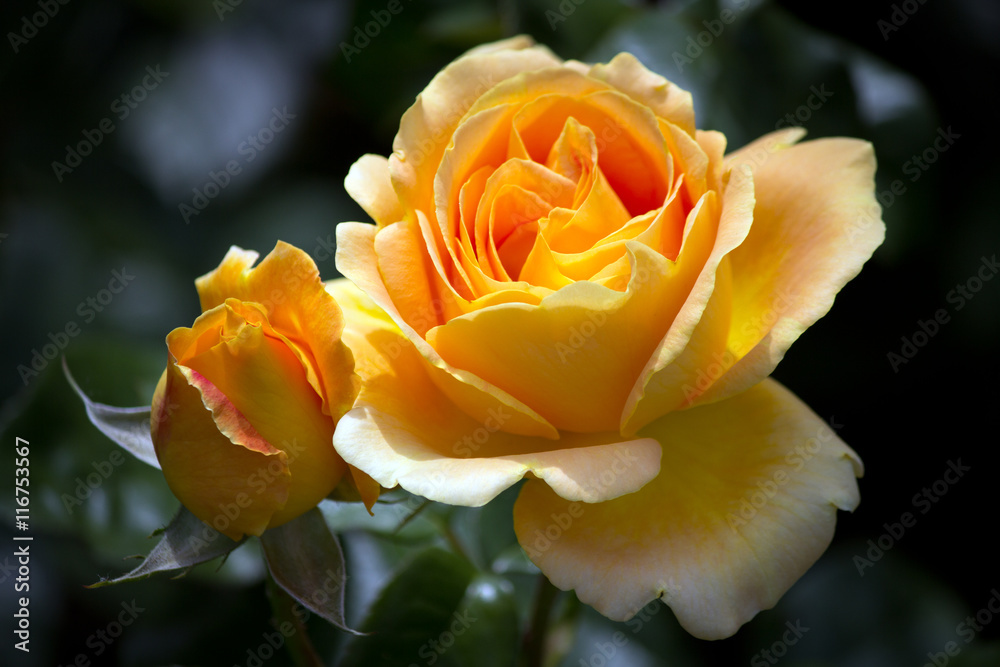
<box><xmin>176</xmin><ymin>300</ymin><xmax>347</xmax><ymax>528</ymax></box>
<box><xmin>345</xmin><ymin>154</ymin><xmax>403</xmax><ymax>228</ymax></box>
<box><xmin>587</xmin><ymin>52</ymin><xmax>696</xmax><ymax>136</ymax></box>
<box><xmin>513</xmin><ymin>378</ymin><xmax>862</xmax><ymax>639</ymax></box>
<box><xmin>621</xmin><ymin>164</ymin><xmax>755</xmax><ymax>433</ymax></box>
<box><xmin>390</xmin><ymin>40</ymin><xmax>561</xmax><ymax>219</ymax></box>
<box><xmin>152</xmin><ymin>353</ymin><xmax>289</xmax><ymax>540</ymax></box>
<box><xmin>697</xmin><ymin>137</ymin><xmax>884</xmax><ymax>406</ymax></box>
<box><xmin>195</xmin><ymin>241</ymin><xmax>359</xmax><ymax>420</ymax></box>
<box><xmin>195</xmin><ymin>246</ymin><xmax>259</xmax><ymax>312</ymax></box>
<box><xmin>327</xmin><ymin>278</ymin><xmax>662</xmax><ymax>506</ymax></box>
<box><xmin>426</xmin><ymin>241</ymin><xmax>698</xmax><ymax>433</ymax></box>
<box><xmin>336</xmin><ymin>222</ymin><xmax>558</xmax><ymax>438</ymax></box>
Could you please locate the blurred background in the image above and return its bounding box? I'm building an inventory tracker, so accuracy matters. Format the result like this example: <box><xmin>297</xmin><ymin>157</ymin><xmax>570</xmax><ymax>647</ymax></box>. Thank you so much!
<box><xmin>1</xmin><ymin>0</ymin><xmax>998</xmax><ymax>665</ymax></box>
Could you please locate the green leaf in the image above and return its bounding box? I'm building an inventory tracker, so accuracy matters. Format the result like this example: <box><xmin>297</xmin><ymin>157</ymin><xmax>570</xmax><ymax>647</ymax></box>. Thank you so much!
<box><xmin>260</xmin><ymin>508</ymin><xmax>360</xmax><ymax>635</ymax></box>
<box><xmin>63</xmin><ymin>358</ymin><xmax>161</xmax><ymax>469</ymax></box>
<box><xmin>91</xmin><ymin>506</ymin><xmax>243</xmax><ymax>587</ymax></box>
<box><xmin>445</xmin><ymin>574</ymin><xmax>519</xmax><ymax>667</ymax></box>
<box><xmin>339</xmin><ymin>548</ymin><xmax>477</xmax><ymax>667</ymax></box>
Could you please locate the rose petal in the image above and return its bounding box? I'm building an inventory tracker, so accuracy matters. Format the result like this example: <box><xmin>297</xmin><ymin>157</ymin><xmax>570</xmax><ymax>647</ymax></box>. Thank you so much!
<box><xmin>390</xmin><ymin>40</ymin><xmax>561</xmax><ymax>219</ymax></box>
<box><xmin>513</xmin><ymin>378</ymin><xmax>862</xmax><ymax>639</ymax></box>
<box><xmin>152</xmin><ymin>352</ymin><xmax>288</xmax><ymax>540</ymax></box>
<box><xmin>512</xmin><ymin>90</ymin><xmax>672</xmax><ymax>216</ymax></box>
<box><xmin>695</xmin><ymin>137</ymin><xmax>884</xmax><ymax>406</ymax></box>
<box><xmin>336</xmin><ymin>222</ymin><xmax>559</xmax><ymax>438</ymax></box>
<box><xmin>426</xmin><ymin>240</ymin><xmax>703</xmax><ymax>433</ymax></box>
<box><xmin>587</xmin><ymin>52</ymin><xmax>696</xmax><ymax>136</ymax></box>
<box><xmin>177</xmin><ymin>301</ymin><xmax>347</xmax><ymax>527</ymax></box>
<box><xmin>346</xmin><ymin>154</ymin><xmax>404</xmax><ymax>228</ymax></box>
<box><xmin>194</xmin><ymin>241</ymin><xmax>359</xmax><ymax>420</ymax></box>
<box><xmin>621</xmin><ymin>164</ymin><xmax>755</xmax><ymax>433</ymax></box>
<box><xmin>327</xmin><ymin>278</ymin><xmax>662</xmax><ymax>506</ymax></box>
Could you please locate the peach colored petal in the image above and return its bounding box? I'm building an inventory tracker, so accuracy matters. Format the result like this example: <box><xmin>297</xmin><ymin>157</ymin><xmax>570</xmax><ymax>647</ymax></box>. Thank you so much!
<box><xmin>345</xmin><ymin>154</ymin><xmax>404</xmax><ymax>229</ymax></box>
<box><xmin>587</xmin><ymin>52</ymin><xmax>696</xmax><ymax>136</ymax></box>
<box><xmin>177</xmin><ymin>301</ymin><xmax>346</xmax><ymax>527</ymax></box>
<box><xmin>390</xmin><ymin>40</ymin><xmax>561</xmax><ymax>219</ymax></box>
<box><xmin>327</xmin><ymin>278</ymin><xmax>661</xmax><ymax>506</ymax></box>
<box><xmin>194</xmin><ymin>241</ymin><xmax>359</xmax><ymax>420</ymax></box>
<box><xmin>336</xmin><ymin>222</ymin><xmax>558</xmax><ymax>439</ymax></box>
<box><xmin>152</xmin><ymin>356</ymin><xmax>288</xmax><ymax>540</ymax></box>
<box><xmin>694</xmin><ymin>138</ymin><xmax>884</xmax><ymax>406</ymax></box>
<box><xmin>513</xmin><ymin>378</ymin><xmax>862</xmax><ymax>639</ymax></box>
<box><xmin>621</xmin><ymin>165</ymin><xmax>755</xmax><ymax>433</ymax></box>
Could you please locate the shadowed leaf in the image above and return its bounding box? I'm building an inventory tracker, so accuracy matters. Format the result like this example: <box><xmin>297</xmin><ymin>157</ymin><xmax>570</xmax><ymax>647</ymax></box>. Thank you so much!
<box><xmin>261</xmin><ymin>507</ymin><xmax>360</xmax><ymax>634</ymax></box>
<box><xmin>90</xmin><ymin>506</ymin><xmax>243</xmax><ymax>587</ymax></box>
<box><xmin>64</xmin><ymin>358</ymin><xmax>161</xmax><ymax>469</ymax></box>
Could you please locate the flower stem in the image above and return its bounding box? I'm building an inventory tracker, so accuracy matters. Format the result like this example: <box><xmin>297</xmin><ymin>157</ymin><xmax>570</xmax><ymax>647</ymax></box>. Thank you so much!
<box><xmin>266</xmin><ymin>575</ymin><xmax>325</xmax><ymax>667</ymax></box>
<box><xmin>521</xmin><ymin>575</ymin><xmax>559</xmax><ymax>667</ymax></box>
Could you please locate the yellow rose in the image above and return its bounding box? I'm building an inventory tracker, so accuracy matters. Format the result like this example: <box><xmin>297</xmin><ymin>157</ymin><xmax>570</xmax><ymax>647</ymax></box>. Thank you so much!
<box><xmin>330</xmin><ymin>37</ymin><xmax>884</xmax><ymax>638</ymax></box>
<box><xmin>151</xmin><ymin>242</ymin><xmax>372</xmax><ymax>541</ymax></box>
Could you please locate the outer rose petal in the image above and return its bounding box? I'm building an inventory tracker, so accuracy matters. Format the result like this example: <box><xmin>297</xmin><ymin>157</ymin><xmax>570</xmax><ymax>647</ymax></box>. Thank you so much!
<box><xmin>346</xmin><ymin>154</ymin><xmax>403</xmax><ymax>228</ymax></box>
<box><xmin>513</xmin><ymin>378</ymin><xmax>862</xmax><ymax>639</ymax></box>
<box><xmin>177</xmin><ymin>300</ymin><xmax>347</xmax><ymax>527</ymax></box>
<box><xmin>327</xmin><ymin>278</ymin><xmax>662</xmax><ymax>506</ymax></box>
<box><xmin>337</xmin><ymin>220</ymin><xmax>559</xmax><ymax>438</ymax></box>
<box><xmin>152</xmin><ymin>358</ymin><xmax>289</xmax><ymax>540</ymax></box>
<box><xmin>691</xmin><ymin>136</ymin><xmax>884</xmax><ymax>406</ymax></box>
<box><xmin>620</xmin><ymin>164</ymin><xmax>755</xmax><ymax>434</ymax></box>
<box><xmin>586</xmin><ymin>52</ymin><xmax>695</xmax><ymax>136</ymax></box>
<box><xmin>195</xmin><ymin>241</ymin><xmax>359</xmax><ymax>421</ymax></box>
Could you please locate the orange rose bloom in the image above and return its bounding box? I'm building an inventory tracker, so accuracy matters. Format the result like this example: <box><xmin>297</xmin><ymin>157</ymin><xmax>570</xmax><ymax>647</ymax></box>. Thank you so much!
<box><xmin>329</xmin><ymin>37</ymin><xmax>883</xmax><ymax>638</ymax></box>
<box><xmin>152</xmin><ymin>242</ymin><xmax>372</xmax><ymax>540</ymax></box>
